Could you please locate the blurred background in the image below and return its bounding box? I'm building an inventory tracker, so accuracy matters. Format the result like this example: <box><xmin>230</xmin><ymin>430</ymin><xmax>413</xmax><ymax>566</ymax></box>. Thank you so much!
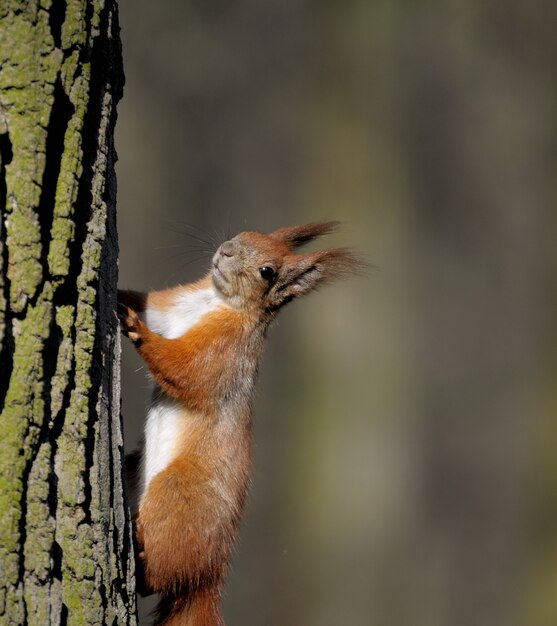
<box><xmin>115</xmin><ymin>1</ymin><xmax>557</xmax><ymax>625</ymax></box>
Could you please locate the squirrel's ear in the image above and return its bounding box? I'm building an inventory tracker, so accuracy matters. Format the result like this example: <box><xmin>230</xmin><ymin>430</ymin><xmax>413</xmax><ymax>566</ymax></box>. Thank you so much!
<box><xmin>269</xmin><ymin>221</ymin><xmax>340</xmax><ymax>250</ymax></box>
<box><xmin>269</xmin><ymin>248</ymin><xmax>366</xmax><ymax>310</ymax></box>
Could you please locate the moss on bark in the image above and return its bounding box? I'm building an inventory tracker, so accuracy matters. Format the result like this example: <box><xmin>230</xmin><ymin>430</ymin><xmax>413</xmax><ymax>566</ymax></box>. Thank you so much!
<box><xmin>0</xmin><ymin>1</ymin><xmax>135</xmax><ymax>624</ymax></box>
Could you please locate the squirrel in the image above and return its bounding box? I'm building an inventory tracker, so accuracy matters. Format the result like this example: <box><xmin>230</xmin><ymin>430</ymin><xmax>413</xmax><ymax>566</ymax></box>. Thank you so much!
<box><xmin>118</xmin><ymin>221</ymin><xmax>363</xmax><ymax>626</ymax></box>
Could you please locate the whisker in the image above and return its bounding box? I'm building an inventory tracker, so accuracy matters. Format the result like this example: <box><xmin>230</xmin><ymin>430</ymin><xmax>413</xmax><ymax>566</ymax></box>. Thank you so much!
<box><xmin>152</xmin><ymin>243</ymin><xmax>211</xmax><ymax>252</ymax></box>
<box><xmin>173</xmin><ymin>230</ymin><xmax>216</xmax><ymax>248</ymax></box>
<box><xmin>163</xmin><ymin>257</ymin><xmax>210</xmax><ymax>285</ymax></box>
<box><xmin>216</xmin><ymin>226</ymin><xmax>227</xmax><ymax>244</ymax></box>
<box><xmin>159</xmin><ymin>218</ymin><xmax>219</xmax><ymax>248</ymax></box>
<box><xmin>151</xmin><ymin>245</ymin><xmax>212</xmax><ymax>260</ymax></box>
<box><xmin>164</xmin><ymin>253</ymin><xmax>212</xmax><ymax>264</ymax></box>
<box><xmin>167</xmin><ymin>245</ymin><xmax>213</xmax><ymax>254</ymax></box>
<box><xmin>226</xmin><ymin>209</ymin><xmax>232</xmax><ymax>240</ymax></box>
<box><xmin>169</xmin><ymin>222</ymin><xmax>221</xmax><ymax>248</ymax></box>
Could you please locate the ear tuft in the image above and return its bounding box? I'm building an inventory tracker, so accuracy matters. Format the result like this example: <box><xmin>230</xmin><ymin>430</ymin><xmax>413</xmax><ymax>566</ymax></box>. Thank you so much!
<box><xmin>313</xmin><ymin>248</ymin><xmax>369</xmax><ymax>281</ymax></box>
<box><xmin>270</xmin><ymin>221</ymin><xmax>340</xmax><ymax>249</ymax></box>
<box><xmin>266</xmin><ymin>247</ymin><xmax>368</xmax><ymax>313</ymax></box>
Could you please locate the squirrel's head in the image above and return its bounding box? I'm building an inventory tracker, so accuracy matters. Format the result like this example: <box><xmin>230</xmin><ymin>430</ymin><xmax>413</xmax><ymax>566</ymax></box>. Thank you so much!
<box><xmin>211</xmin><ymin>221</ymin><xmax>365</xmax><ymax>317</ymax></box>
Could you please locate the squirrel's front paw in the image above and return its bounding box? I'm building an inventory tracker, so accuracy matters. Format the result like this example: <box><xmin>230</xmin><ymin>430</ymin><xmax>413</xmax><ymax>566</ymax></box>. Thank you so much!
<box><xmin>118</xmin><ymin>304</ymin><xmax>142</xmax><ymax>343</ymax></box>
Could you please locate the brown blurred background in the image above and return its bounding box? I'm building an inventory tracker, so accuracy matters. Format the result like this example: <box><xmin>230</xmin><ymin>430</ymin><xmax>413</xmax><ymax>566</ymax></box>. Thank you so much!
<box><xmin>115</xmin><ymin>1</ymin><xmax>557</xmax><ymax>625</ymax></box>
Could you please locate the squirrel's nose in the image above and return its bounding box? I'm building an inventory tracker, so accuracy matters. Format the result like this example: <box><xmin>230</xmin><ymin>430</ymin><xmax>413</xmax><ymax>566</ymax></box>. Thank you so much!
<box><xmin>220</xmin><ymin>241</ymin><xmax>235</xmax><ymax>258</ymax></box>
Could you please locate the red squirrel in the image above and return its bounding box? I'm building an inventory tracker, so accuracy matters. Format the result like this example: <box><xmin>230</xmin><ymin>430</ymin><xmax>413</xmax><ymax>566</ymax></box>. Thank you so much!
<box><xmin>118</xmin><ymin>222</ymin><xmax>363</xmax><ymax>626</ymax></box>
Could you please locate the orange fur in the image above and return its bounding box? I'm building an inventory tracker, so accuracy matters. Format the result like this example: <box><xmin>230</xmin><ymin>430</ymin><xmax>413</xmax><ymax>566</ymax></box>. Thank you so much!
<box><xmin>155</xmin><ymin>587</ymin><xmax>223</xmax><ymax>626</ymax></box>
<box><xmin>140</xmin><ymin>442</ymin><xmax>249</xmax><ymax>593</ymax></box>
<box><xmin>132</xmin><ymin>307</ymin><xmax>257</xmax><ymax>415</ymax></box>
<box><xmin>147</xmin><ymin>276</ymin><xmax>213</xmax><ymax>312</ymax></box>
<box><xmin>119</xmin><ymin>222</ymin><xmax>363</xmax><ymax>625</ymax></box>
<box><xmin>123</xmin><ymin>305</ymin><xmax>260</xmax><ymax>623</ymax></box>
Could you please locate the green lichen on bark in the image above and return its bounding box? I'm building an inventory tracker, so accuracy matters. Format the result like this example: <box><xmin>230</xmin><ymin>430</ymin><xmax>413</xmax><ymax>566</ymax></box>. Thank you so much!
<box><xmin>0</xmin><ymin>0</ymin><xmax>135</xmax><ymax>624</ymax></box>
<box><xmin>0</xmin><ymin>8</ymin><xmax>59</xmax><ymax>313</ymax></box>
<box><xmin>48</xmin><ymin>58</ymin><xmax>90</xmax><ymax>279</ymax></box>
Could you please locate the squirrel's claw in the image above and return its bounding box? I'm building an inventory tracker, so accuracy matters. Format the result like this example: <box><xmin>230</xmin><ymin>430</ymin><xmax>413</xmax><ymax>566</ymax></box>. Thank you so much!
<box><xmin>118</xmin><ymin>303</ymin><xmax>141</xmax><ymax>343</ymax></box>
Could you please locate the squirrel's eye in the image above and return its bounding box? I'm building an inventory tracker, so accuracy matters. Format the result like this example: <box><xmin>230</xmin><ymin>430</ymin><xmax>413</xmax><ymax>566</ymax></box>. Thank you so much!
<box><xmin>259</xmin><ymin>266</ymin><xmax>275</xmax><ymax>282</ymax></box>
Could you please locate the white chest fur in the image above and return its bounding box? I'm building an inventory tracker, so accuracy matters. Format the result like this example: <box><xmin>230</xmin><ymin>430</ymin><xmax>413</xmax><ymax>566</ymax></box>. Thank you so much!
<box><xmin>142</xmin><ymin>396</ymin><xmax>184</xmax><ymax>498</ymax></box>
<box><xmin>145</xmin><ymin>286</ymin><xmax>225</xmax><ymax>339</ymax></box>
<box><xmin>140</xmin><ymin>286</ymin><xmax>226</xmax><ymax>497</ymax></box>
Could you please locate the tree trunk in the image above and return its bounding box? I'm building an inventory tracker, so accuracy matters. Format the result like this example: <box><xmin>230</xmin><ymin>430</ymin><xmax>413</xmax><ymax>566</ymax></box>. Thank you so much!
<box><xmin>0</xmin><ymin>1</ymin><xmax>136</xmax><ymax>624</ymax></box>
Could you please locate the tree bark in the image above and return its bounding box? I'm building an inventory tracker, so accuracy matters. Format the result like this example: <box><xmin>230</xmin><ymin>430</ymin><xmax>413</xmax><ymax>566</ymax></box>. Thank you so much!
<box><xmin>0</xmin><ymin>1</ymin><xmax>136</xmax><ymax>624</ymax></box>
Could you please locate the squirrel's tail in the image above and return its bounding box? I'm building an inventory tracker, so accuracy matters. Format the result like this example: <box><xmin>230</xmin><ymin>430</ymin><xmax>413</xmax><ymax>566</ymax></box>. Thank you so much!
<box><xmin>153</xmin><ymin>586</ymin><xmax>223</xmax><ymax>626</ymax></box>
